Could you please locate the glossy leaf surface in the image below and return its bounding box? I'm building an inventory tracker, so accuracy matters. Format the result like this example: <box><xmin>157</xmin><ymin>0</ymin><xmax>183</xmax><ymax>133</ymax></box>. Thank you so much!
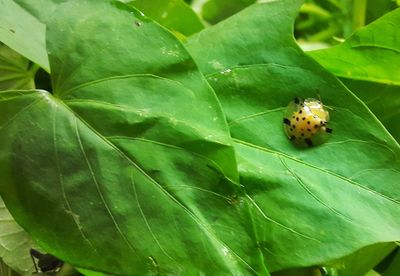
<box><xmin>187</xmin><ymin>0</ymin><xmax>400</xmax><ymax>271</ymax></box>
<box><xmin>0</xmin><ymin>0</ymin><xmax>265</xmax><ymax>274</ymax></box>
<box><xmin>309</xmin><ymin>9</ymin><xmax>400</xmax><ymax>142</ymax></box>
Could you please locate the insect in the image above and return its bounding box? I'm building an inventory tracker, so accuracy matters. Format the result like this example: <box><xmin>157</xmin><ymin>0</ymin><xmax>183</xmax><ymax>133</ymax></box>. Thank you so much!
<box><xmin>283</xmin><ymin>97</ymin><xmax>332</xmax><ymax>147</ymax></box>
<box><xmin>30</xmin><ymin>248</ymin><xmax>64</xmax><ymax>274</ymax></box>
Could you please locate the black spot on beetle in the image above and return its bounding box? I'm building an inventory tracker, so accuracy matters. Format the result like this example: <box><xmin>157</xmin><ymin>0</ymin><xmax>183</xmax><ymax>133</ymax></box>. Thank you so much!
<box><xmin>283</xmin><ymin>118</ymin><xmax>291</xmax><ymax>126</ymax></box>
<box><xmin>302</xmin><ymin>117</ymin><xmax>306</xmax><ymax>120</ymax></box>
<box><xmin>314</xmin><ymin>125</ymin><xmax>319</xmax><ymax>128</ymax></box>
<box><xmin>307</xmin><ymin>121</ymin><xmax>310</xmax><ymax>125</ymax></box>
<box><xmin>296</xmin><ymin>117</ymin><xmax>299</xmax><ymax>121</ymax></box>
<box><xmin>290</xmin><ymin>135</ymin><xmax>296</xmax><ymax>141</ymax></box>
<box><xmin>299</xmin><ymin>110</ymin><xmax>303</xmax><ymax>114</ymax></box>
<box><xmin>305</xmin><ymin>138</ymin><xmax>313</xmax><ymax>147</ymax></box>
<box><xmin>307</xmin><ymin>128</ymin><xmax>311</xmax><ymax>132</ymax></box>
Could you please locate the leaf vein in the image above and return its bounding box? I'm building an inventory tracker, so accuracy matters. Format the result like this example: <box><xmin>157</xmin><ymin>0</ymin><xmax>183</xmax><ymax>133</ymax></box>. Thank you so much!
<box><xmin>235</xmin><ymin>139</ymin><xmax>400</xmax><ymax>205</ymax></box>
<box><xmin>74</xmin><ymin>117</ymin><xmax>138</xmax><ymax>256</ymax></box>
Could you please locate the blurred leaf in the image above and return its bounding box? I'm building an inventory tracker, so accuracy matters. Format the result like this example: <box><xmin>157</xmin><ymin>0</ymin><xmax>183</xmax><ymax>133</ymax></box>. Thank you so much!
<box><xmin>309</xmin><ymin>9</ymin><xmax>400</xmax><ymax>141</ymax></box>
<box><xmin>187</xmin><ymin>0</ymin><xmax>400</xmax><ymax>272</ymax></box>
<box><xmin>365</xmin><ymin>270</ymin><xmax>381</xmax><ymax>276</ymax></box>
<box><xmin>295</xmin><ymin>0</ymin><xmax>344</xmax><ymax>42</ymax></box>
<box><xmin>0</xmin><ymin>259</ymin><xmax>21</xmax><ymax>276</ymax></box>
<box><xmin>0</xmin><ymin>0</ymin><xmax>269</xmax><ymax>274</ymax></box>
<box><xmin>366</xmin><ymin>0</ymin><xmax>399</xmax><ymax>24</ymax></box>
<box><xmin>271</xmin><ymin>266</ymin><xmax>334</xmax><ymax>276</ymax></box>
<box><xmin>125</xmin><ymin>0</ymin><xmax>204</xmax><ymax>36</ymax></box>
<box><xmin>332</xmin><ymin>243</ymin><xmax>396</xmax><ymax>276</ymax></box>
<box><xmin>272</xmin><ymin>243</ymin><xmax>395</xmax><ymax>276</ymax></box>
<box><xmin>201</xmin><ymin>0</ymin><xmax>255</xmax><ymax>24</ymax></box>
<box><xmin>0</xmin><ymin>197</ymin><xmax>35</xmax><ymax>275</ymax></box>
<box><xmin>0</xmin><ymin>0</ymin><xmax>49</xmax><ymax>71</ymax></box>
<box><xmin>383</xmin><ymin>248</ymin><xmax>400</xmax><ymax>276</ymax></box>
<box><xmin>0</xmin><ymin>44</ymin><xmax>36</xmax><ymax>90</ymax></box>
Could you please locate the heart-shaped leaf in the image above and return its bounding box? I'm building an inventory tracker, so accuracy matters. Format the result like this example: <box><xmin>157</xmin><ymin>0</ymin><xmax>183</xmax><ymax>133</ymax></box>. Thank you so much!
<box><xmin>0</xmin><ymin>1</ymin><xmax>265</xmax><ymax>274</ymax></box>
<box><xmin>186</xmin><ymin>0</ymin><xmax>400</xmax><ymax>271</ymax></box>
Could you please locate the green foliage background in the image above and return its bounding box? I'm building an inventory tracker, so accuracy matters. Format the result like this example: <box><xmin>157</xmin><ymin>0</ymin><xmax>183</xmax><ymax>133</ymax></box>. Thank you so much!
<box><xmin>0</xmin><ymin>0</ymin><xmax>399</xmax><ymax>275</ymax></box>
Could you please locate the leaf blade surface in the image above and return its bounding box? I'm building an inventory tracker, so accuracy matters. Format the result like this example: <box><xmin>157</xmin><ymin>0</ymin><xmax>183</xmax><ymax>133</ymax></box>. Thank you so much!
<box><xmin>186</xmin><ymin>0</ymin><xmax>400</xmax><ymax>271</ymax></box>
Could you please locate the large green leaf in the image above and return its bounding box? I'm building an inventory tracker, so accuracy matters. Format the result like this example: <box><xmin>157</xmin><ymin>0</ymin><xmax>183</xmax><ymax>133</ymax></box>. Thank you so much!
<box><xmin>0</xmin><ymin>44</ymin><xmax>36</xmax><ymax>91</ymax></box>
<box><xmin>0</xmin><ymin>0</ymin><xmax>49</xmax><ymax>71</ymax></box>
<box><xmin>308</xmin><ymin>9</ymin><xmax>400</xmax><ymax>141</ymax></box>
<box><xmin>186</xmin><ymin>0</ymin><xmax>400</xmax><ymax>271</ymax></box>
<box><xmin>124</xmin><ymin>0</ymin><xmax>204</xmax><ymax>36</ymax></box>
<box><xmin>0</xmin><ymin>0</ymin><xmax>268</xmax><ymax>274</ymax></box>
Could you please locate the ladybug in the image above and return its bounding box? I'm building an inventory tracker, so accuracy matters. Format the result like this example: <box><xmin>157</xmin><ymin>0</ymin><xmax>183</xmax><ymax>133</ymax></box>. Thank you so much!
<box><xmin>283</xmin><ymin>97</ymin><xmax>332</xmax><ymax>147</ymax></box>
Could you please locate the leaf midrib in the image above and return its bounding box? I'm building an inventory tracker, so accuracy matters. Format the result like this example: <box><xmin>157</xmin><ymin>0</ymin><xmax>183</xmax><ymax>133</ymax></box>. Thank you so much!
<box><xmin>47</xmin><ymin>92</ymin><xmax>257</xmax><ymax>273</ymax></box>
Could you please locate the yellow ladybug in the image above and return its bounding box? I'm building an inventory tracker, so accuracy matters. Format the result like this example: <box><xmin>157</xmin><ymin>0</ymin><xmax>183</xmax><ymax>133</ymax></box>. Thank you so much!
<box><xmin>283</xmin><ymin>97</ymin><xmax>332</xmax><ymax>147</ymax></box>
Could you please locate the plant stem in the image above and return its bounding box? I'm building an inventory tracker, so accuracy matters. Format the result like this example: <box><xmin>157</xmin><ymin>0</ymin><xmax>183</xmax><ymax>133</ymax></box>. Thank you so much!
<box><xmin>352</xmin><ymin>0</ymin><xmax>367</xmax><ymax>31</ymax></box>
